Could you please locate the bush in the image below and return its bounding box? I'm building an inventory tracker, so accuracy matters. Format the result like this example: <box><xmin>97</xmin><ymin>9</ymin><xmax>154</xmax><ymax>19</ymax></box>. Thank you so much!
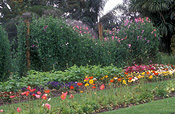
<box><xmin>16</xmin><ymin>16</ymin><xmax>115</xmax><ymax>72</ymax></box>
<box><xmin>105</xmin><ymin>17</ymin><xmax>160</xmax><ymax>65</ymax></box>
<box><xmin>0</xmin><ymin>25</ymin><xmax>11</xmax><ymax>81</ymax></box>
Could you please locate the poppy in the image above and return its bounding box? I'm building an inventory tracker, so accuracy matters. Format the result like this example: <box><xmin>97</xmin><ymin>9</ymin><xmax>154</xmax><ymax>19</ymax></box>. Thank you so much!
<box><xmin>110</xmin><ymin>79</ymin><xmax>114</xmax><ymax>83</ymax></box>
<box><xmin>92</xmin><ymin>86</ymin><xmax>96</xmax><ymax>89</ymax></box>
<box><xmin>89</xmin><ymin>76</ymin><xmax>93</xmax><ymax>79</ymax></box>
<box><xmin>44</xmin><ymin>90</ymin><xmax>50</xmax><ymax>94</ymax></box>
<box><xmin>77</xmin><ymin>82</ymin><xmax>83</xmax><ymax>86</ymax></box>
<box><xmin>100</xmin><ymin>84</ymin><xmax>105</xmax><ymax>90</ymax></box>
<box><xmin>70</xmin><ymin>86</ymin><xmax>74</xmax><ymax>90</ymax></box>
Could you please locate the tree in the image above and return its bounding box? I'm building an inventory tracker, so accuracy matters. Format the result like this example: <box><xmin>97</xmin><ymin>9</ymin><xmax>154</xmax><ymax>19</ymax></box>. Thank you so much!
<box><xmin>129</xmin><ymin>0</ymin><xmax>175</xmax><ymax>53</ymax></box>
<box><xmin>53</xmin><ymin>0</ymin><xmax>107</xmax><ymax>28</ymax></box>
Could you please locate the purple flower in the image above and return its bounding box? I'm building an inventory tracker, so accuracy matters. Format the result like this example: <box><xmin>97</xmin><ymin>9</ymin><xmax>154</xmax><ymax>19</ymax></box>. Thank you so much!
<box><xmin>147</xmin><ymin>40</ymin><xmax>149</xmax><ymax>43</ymax></box>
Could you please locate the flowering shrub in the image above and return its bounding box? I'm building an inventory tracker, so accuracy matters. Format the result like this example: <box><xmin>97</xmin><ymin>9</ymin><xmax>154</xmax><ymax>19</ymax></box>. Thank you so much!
<box><xmin>105</xmin><ymin>17</ymin><xmax>160</xmax><ymax>65</ymax></box>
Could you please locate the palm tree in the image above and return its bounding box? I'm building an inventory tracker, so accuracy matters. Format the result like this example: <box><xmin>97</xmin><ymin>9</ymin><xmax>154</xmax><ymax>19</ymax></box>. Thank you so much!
<box><xmin>129</xmin><ymin>0</ymin><xmax>175</xmax><ymax>53</ymax></box>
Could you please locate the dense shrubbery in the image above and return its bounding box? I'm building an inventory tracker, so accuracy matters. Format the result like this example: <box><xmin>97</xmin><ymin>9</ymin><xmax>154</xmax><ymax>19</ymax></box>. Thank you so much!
<box><xmin>0</xmin><ymin>25</ymin><xmax>11</xmax><ymax>81</ymax></box>
<box><xmin>1</xmin><ymin>16</ymin><xmax>161</xmax><ymax>79</ymax></box>
<box><xmin>105</xmin><ymin>17</ymin><xmax>161</xmax><ymax>65</ymax></box>
<box><xmin>16</xmin><ymin>16</ymin><xmax>118</xmax><ymax>73</ymax></box>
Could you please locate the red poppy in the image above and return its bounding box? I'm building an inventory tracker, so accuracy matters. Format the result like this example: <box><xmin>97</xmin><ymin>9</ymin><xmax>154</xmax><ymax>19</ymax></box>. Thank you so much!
<box><xmin>32</xmin><ymin>94</ymin><xmax>36</xmax><ymax>97</ymax></box>
<box><xmin>70</xmin><ymin>86</ymin><xmax>74</xmax><ymax>90</ymax></box>
<box><xmin>92</xmin><ymin>86</ymin><xmax>96</xmax><ymax>89</ymax></box>
<box><xmin>110</xmin><ymin>79</ymin><xmax>114</xmax><ymax>83</ymax></box>
<box><xmin>30</xmin><ymin>89</ymin><xmax>36</xmax><ymax>92</ymax></box>
<box><xmin>89</xmin><ymin>76</ymin><xmax>93</xmax><ymax>79</ymax></box>
<box><xmin>77</xmin><ymin>82</ymin><xmax>83</xmax><ymax>86</ymax></box>
<box><xmin>41</xmin><ymin>94</ymin><xmax>47</xmax><ymax>99</ymax></box>
<box><xmin>44</xmin><ymin>90</ymin><xmax>50</xmax><ymax>93</ymax></box>
<box><xmin>154</xmin><ymin>72</ymin><xmax>159</xmax><ymax>75</ymax></box>
<box><xmin>27</xmin><ymin>86</ymin><xmax>31</xmax><ymax>91</ymax></box>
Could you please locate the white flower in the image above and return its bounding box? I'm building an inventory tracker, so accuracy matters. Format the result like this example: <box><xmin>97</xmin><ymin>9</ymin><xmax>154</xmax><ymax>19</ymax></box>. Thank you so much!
<box><xmin>48</xmin><ymin>98</ymin><xmax>51</xmax><ymax>101</ymax></box>
<box><xmin>131</xmin><ymin>79</ymin><xmax>135</xmax><ymax>82</ymax></box>
<box><xmin>134</xmin><ymin>77</ymin><xmax>138</xmax><ymax>80</ymax></box>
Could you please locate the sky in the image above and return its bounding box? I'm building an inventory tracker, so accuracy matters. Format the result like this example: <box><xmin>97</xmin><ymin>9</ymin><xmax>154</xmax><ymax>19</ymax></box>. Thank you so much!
<box><xmin>102</xmin><ymin>0</ymin><xmax>123</xmax><ymax>16</ymax></box>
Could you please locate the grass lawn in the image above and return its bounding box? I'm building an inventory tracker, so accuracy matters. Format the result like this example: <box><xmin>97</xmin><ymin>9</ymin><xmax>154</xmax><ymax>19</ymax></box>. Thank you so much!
<box><xmin>101</xmin><ymin>96</ymin><xmax>175</xmax><ymax>114</ymax></box>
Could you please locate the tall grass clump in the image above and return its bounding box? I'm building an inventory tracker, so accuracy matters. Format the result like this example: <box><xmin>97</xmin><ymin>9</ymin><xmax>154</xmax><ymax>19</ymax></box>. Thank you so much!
<box><xmin>0</xmin><ymin>25</ymin><xmax>11</xmax><ymax>81</ymax></box>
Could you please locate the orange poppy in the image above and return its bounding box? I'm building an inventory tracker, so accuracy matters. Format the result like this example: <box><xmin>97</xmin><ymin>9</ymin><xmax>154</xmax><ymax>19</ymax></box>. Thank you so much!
<box><xmin>146</xmin><ymin>71</ymin><xmax>150</xmax><ymax>74</ymax></box>
<box><xmin>118</xmin><ymin>78</ymin><xmax>121</xmax><ymax>82</ymax></box>
<box><xmin>89</xmin><ymin>76</ymin><xmax>93</xmax><ymax>79</ymax></box>
<box><xmin>110</xmin><ymin>79</ymin><xmax>114</xmax><ymax>83</ymax></box>
<box><xmin>44</xmin><ymin>90</ymin><xmax>50</xmax><ymax>93</ymax></box>
<box><xmin>125</xmin><ymin>72</ymin><xmax>128</xmax><ymax>75</ymax></box>
<box><xmin>128</xmin><ymin>77</ymin><xmax>132</xmax><ymax>80</ymax></box>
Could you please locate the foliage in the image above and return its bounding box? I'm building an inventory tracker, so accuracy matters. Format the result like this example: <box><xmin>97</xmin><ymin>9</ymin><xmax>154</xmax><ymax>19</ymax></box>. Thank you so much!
<box><xmin>105</xmin><ymin>17</ymin><xmax>160</xmax><ymax>65</ymax></box>
<box><xmin>0</xmin><ymin>25</ymin><xmax>11</xmax><ymax>81</ymax></box>
<box><xmin>171</xmin><ymin>34</ymin><xmax>175</xmax><ymax>55</ymax></box>
<box><xmin>16</xmin><ymin>18</ymin><xmax>27</xmax><ymax>76</ymax></box>
<box><xmin>16</xmin><ymin>16</ymin><xmax>130</xmax><ymax>73</ymax></box>
<box><xmin>129</xmin><ymin>0</ymin><xmax>175</xmax><ymax>53</ymax></box>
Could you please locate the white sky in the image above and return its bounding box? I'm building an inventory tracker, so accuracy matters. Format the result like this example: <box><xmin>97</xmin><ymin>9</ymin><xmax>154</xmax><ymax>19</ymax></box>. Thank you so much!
<box><xmin>102</xmin><ymin>0</ymin><xmax>123</xmax><ymax>16</ymax></box>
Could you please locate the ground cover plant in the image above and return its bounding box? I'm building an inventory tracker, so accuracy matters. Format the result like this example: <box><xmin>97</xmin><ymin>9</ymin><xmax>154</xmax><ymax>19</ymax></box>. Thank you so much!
<box><xmin>0</xmin><ymin>64</ymin><xmax>175</xmax><ymax>113</ymax></box>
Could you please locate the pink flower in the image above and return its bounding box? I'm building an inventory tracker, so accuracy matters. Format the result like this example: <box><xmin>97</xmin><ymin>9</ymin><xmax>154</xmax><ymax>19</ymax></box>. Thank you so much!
<box><xmin>0</xmin><ymin>109</ymin><xmax>3</xmax><ymax>112</ymax></box>
<box><xmin>61</xmin><ymin>92</ymin><xmax>68</xmax><ymax>100</ymax></box>
<box><xmin>70</xmin><ymin>94</ymin><xmax>74</xmax><ymax>99</ymax></box>
<box><xmin>100</xmin><ymin>84</ymin><xmax>105</xmax><ymax>90</ymax></box>
<box><xmin>109</xmin><ymin>52</ymin><xmax>110</xmax><ymax>54</ymax></box>
<box><xmin>45</xmin><ymin>103</ymin><xmax>51</xmax><ymax>110</ymax></box>
<box><xmin>86</xmin><ymin>27</ymin><xmax>88</xmax><ymax>30</ymax></box>
<box><xmin>35</xmin><ymin>94</ymin><xmax>41</xmax><ymax>98</ymax></box>
<box><xmin>44</xmin><ymin>25</ymin><xmax>48</xmax><ymax>31</ymax></box>
<box><xmin>10</xmin><ymin>95</ymin><xmax>15</xmax><ymax>98</ymax></box>
<box><xmin>21</xmin><ymin>91</ymin><xmax>29</xmax><ymax>96</ymax></box>
<box><xmin>128</xmin><ymin>44</ymin><xmax>131</xmax><ymax>48</ymax></box>
<box><xmin>41</xmin><ymin>94</ymin><xmax>47</xmax><ymax>100</ymax></box>
<box><xmin>27</xmin><ymin>86</ymin><xmax>31</xmax><ymax>91</ymax></box>
<box><xmin>17</xmin><ymin>107</ymin><xmax>22</xmax><ymax>112</ymax></box>
<box><xmin>154</xmin><ymin>34</ymin><xmax>156</xmax><ymax>37</ymax></box>
<box><xmin>37</xmin><ymin>91</ymin><xmax>42</xmax><ymax>95</ymax></box>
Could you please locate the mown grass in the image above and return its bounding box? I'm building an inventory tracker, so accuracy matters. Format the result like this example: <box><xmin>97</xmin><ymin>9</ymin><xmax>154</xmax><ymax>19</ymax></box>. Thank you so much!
<box><xmin>101</xmin><ymin>96</ymin><xmax>175</xmax><ymax>114</ymax></box>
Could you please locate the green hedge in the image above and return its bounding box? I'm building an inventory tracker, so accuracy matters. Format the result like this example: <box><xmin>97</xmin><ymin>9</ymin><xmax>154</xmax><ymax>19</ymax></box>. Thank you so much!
<box><xmin>0</xmin><ymin>25</ymin><xmax>11</xmax><ymax>81</ymax></box>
